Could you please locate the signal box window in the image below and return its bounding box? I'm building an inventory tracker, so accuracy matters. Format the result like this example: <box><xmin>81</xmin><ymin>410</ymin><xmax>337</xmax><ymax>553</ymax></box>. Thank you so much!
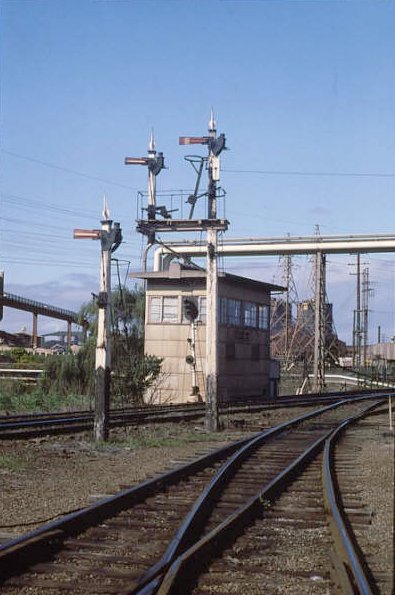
<box><xmin>219</xmin><ymin>297</ymin><xmax>227</xmax><ymax>324</ymax></box>
<box><xmin>258</xmin><ymin>305</ymin><xmax>269</xmax><ymax>330</ymax></box>
<box><xmin>149</xmin><ymin>296</ymin><xmax>179</xmax><ymax>323</ymax></box>
<box><xmin>198</xmin><ymin>297</ymin><xmax>207</xmax><ymax>323</ymax></box>
<box><xmin>162</xmin><ymin>297</ymin><xmax>178</xmax><ymax>322</ymax></box>
<box><xmin>244</xmin><ymin>302</ymin><xmax>257</xmax><ymax>327</ymax></box>
<box><xmin>227</xmin><ymin>299</ymin><xmax>242</xmax><ymax>326</ymax></box>
<box><xmin>149</xmin><ymin>297</ymin><xmax>162</xmax><ymax>322</ymax></box>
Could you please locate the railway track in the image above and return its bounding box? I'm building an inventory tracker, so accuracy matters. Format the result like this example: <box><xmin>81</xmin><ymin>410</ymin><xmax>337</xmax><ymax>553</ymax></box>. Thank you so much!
<box><xmin>326</xmin><ymin>410</ymin><xmax>394</xmax><ymax>594</ymax></box>
<box><xmin>0</xmin><ymin>395</ymin><xmax>391</xmax><ymax>594</ymax></box>
<box><xmin>0</xmin><ymin>389</ymin><xmax>391</xmax><ymax>439</ymax></box>
<box><xmin>0</xmin><ymin>404</ymin><xmax>205</xmax><ymax>439</ymax></box>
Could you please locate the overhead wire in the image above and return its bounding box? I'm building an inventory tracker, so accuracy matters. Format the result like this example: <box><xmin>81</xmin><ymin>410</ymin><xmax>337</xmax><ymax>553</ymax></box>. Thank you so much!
<box><xmin>1</xmin><ymin>149</ymin><xmax>138</xmax><ymax>190</ymax></box>
<box><xmin>1</xmin><ymin>192</ymin><xmax>99</xmax><ymax>219</ymax></box>
<box><xmin>222</xmin><ymin>168</ymin><xmax>395</xmax><ymax>179</ymax></box>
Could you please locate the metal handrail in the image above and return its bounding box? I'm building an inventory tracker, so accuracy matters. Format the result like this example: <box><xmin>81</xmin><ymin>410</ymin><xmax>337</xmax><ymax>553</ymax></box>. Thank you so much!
<box><xmin>3</xmin><ymin>292</ymin><xmax>77</xmax><ymax>318</ymax></box>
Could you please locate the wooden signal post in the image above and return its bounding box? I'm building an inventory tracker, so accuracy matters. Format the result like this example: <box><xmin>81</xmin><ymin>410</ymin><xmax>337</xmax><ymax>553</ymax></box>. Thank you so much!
<box><xmin>74</xmin><ymin>200</ymin><xmax>122</xmax><ymax>442</ymax></box>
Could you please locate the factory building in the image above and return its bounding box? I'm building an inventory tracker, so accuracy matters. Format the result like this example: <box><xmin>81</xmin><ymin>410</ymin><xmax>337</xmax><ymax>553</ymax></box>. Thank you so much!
<box><xmin>296</xmin><ymin>300</ymin><xmax>334</xmax><ymax>338</ymax></box>
<box><xmin>132</xmin><ymin>262</ymin><xmax>284</xmax><ymax>404</ymax></box>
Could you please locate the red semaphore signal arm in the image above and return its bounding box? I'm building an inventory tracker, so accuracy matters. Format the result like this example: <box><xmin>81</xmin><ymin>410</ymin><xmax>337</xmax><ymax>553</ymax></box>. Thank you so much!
<box><xmin>179</xmin><ymin>136</ymin><xmax>210</xmax><ymax>145</ymax></box>
<box><xmin>73</xmin><ymin>229</ymin><xmax>101</xmax><ymax>240</ymax></box>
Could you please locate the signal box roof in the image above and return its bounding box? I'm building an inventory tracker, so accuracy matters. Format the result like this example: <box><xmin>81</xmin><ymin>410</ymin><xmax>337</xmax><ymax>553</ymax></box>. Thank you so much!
<box><xmin>130</xmin><ymin>262</ymin><xmax>285</xmax><ymax>293</ymax></box>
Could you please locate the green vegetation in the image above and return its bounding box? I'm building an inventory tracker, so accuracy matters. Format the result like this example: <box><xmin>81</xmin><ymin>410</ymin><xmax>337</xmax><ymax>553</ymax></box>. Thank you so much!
<box><xmin>0</xmin><ymin>384</ymin><xmax>92</xmax><ymax>413</ymax></box>
<box><xmin>0</xmin><ymin>453</ymin><xmax>27</xmax><ymax>472</ymax></box>
<box><xmin>0</xmin><ymin>347</ymin><xmax>47</xmax><ymax>367</ymax></box>
<box><xmin>104</xmin><ymin>425</ymin><xmax>226</xmax><ymax>450</ymax></box>
<box><xmin>0</xmin><ymin>287</ymin><xmax>162</xmax><ymax>413</ymax></box>
<box><xmin>40</xmin><ymin>340</ymin><xmax>96</xmax><ymax>397</ymax></box>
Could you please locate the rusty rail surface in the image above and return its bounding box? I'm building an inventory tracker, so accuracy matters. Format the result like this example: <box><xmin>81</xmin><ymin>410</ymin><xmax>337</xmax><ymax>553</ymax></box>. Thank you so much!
<box><xmin>0</xmin><ymin>395</ymin><xmax>385</xmax><ymax>594</ymax></box>
<box><xmin>1</xmin><ymin>389</ymin><xmax>391</xmax><ymax>439</ymax></box>
<box><xmin>322</xmin><ymin>416</ymin><xmax>380</xmax><ymax>594</ymax></box>
<box><xmin>135</xmin><ymin>400</ymin><xmax>383</xmax><ymax>595</ymax></box>
<box><xmin>0</xmin><ymin>433</ymin><xmax>253</xmax><ymax>582</ymax></box>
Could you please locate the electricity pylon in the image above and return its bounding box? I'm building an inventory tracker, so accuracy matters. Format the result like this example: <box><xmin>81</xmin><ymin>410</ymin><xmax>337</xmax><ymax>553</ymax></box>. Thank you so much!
<box><xmin>270</xmin><ymin>251</ymin><xmax>300</xmax><ymax>367</ymax></box>
<box><xmin>313</xmin><ymin>251</ymin><xmax>326</xmax><ymax>392</ymax></box>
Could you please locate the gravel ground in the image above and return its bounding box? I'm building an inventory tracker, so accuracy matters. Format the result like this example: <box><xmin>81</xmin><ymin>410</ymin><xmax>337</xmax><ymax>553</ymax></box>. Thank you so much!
<box><xmin>0</xmin><ymin>407</ymin><xmax>308</xmax><ymax>540</ymax></box>
<box><xmin>335</xmin><ymin>408</ymin><xmax>394</xmax><ymax>593</ymax></box>
<box><xmin>0</xmin><ymin>426</ymin><xmax>228</xmax><ymax>539</ymax></box>
<box><xmin>0</xmin><ymin>402</ymin><xmax>392</xmax><ymax>595</ymax></box>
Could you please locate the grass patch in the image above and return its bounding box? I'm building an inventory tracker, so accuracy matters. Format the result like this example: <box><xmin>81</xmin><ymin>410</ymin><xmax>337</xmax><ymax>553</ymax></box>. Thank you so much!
<box><xmin>0</xmin><ymin>454</ymin><xmax>27</xmax><ymax>472</ymax></box>
<box><xmin>105</xmin><ymin>424</ymin><xmax>227</xmax><ymax>450</ymax></box>
<box><xmin>0</xmin><ymin>383</ymin><xmax>92</xmax><ymax>414</ymax></box>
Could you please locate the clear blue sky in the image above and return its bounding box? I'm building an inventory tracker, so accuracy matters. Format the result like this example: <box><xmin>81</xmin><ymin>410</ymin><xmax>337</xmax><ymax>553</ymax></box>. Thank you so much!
<box><xmin>1</xmin><ymin>0</ymin><xmax>394</xmax><ymax>341</ymax></box>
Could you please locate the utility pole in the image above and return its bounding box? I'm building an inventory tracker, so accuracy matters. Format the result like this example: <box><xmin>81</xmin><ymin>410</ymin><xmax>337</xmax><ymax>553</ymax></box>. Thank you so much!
<box><xmin>313</xmin><ymin>251</ymin><xmax>326</xmax><ymax>392</ymax></box>
<box><xmin>352</xmin><ymin>254</ymin><xmax>362</xmax><ymax>370</ymax></box>
<box><xmin>284</xmin><ymin>255</ymin><xmax>291</xmax><ymax>356</ymax></box>
<box><xmin>74</xmin><ymin>199</ymin><xmax>122</xmax><ymax>442</ymax></box>
<box><xmin>361</xmin><ymin>266</ymin><xmax>372</xmax><ymax>369</ymax></box>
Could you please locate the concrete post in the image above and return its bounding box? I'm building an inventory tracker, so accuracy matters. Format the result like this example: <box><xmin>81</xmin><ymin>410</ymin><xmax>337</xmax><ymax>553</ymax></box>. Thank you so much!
<box><xmin>32</xmin><ymin>312</ymin><xmax>38</xmax><ymax>350</ymax></box>
<box><xmin>94</xmin><ymin>219</ymin><xmax>113</xmax><ymax>442</ymax></box>
<box><xmin>205</xmin><ymin>227</ymin><xmax>219</xmax><ymax>431</ymax></box>
<box><xmin>67</xmin><ymin>320</ymin><xmax>72</xmax><ymax>348</ymax></box>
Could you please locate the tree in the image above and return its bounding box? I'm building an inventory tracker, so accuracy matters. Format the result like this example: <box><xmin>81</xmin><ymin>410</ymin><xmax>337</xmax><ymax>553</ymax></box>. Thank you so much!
<box><xmin>40</xmin><ymin>339</ymin><xmax>95</xmax><ymax>396</ymax></box>
<box><xmin>110</xmin><ymin>287</ymin><xmax>163</xmax><ymax>404</ymax></box>
<box><xmin>41</xmin><ymin>286</ymin><xmax>162</xmax><ymax>405</ymax></box>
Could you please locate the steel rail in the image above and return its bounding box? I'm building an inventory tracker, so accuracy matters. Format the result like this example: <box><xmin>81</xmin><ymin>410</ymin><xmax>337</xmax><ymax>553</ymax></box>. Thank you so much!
<box><xmin>153</xmin><ymin>434</ymin><xmax>332</xmax><ymax>595</ymax></box>
<box><xmin>0</xmin><ymin>433</ymin><xmax>254</xmax><ymax>583</ymax></box>
<box><xmin>322</xmin><ymin>416</ymin><xmax>381</xmax><ymax>594</ymax></box>
<box><xmin>0</xmin><ymin>404</ymin><xmax>194</xmax><ymax>426</ymax></box>
<box><xmin>142</xmin><ymin>400</ymin><xmax>383</xmax><ymax>595</ymax></box>
<box><xmin>1</xmin><ymin>389</ymin><xmax>391</xmax><ymax>439</ymax></box>
<box><xmin>133</xmin><ymin>397</ymin><xmax>383</xmax><ymax>594</ymax></box>
<box><xmin>0</xmin><ymin>396</ymin><xmax>384</xmax><ymax>588</ymax></box>
<box><xmin>0</xmin><ymin>404</ymin><xmax>207</xmax><ymax>438</ymax></box>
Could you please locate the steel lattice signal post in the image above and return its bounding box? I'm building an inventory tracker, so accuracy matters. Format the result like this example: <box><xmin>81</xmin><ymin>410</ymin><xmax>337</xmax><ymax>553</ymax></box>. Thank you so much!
<box><xmin>73</xmin><ymin>205</ymin><xmax>122</xmax><ymax>442</ymax></box>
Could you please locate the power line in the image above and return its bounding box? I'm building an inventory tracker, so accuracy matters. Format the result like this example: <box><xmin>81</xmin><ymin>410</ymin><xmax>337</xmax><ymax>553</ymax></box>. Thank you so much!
<box><xmin>1</xmin><ymin>257</ymin><xmax>97</xmax><ymax>268</ymax></box>
<box><xmin>0</xmin><ymin>228</ymin><xmax>68</xmax><ymax>241</ymax></box>
<box><xmin>223</xmin><ymin>168</ymin><xmax>395</xmax><ymax>179</ymax></box>
<box><xmin>1</xmin><ymin>149</ymin><xmax>138</xmax><ymax>190</ymax></box>
<box><xmin>1</xmin><ymin>192</ymin><xmax>99</xmax><ymax>218</ymax></box>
